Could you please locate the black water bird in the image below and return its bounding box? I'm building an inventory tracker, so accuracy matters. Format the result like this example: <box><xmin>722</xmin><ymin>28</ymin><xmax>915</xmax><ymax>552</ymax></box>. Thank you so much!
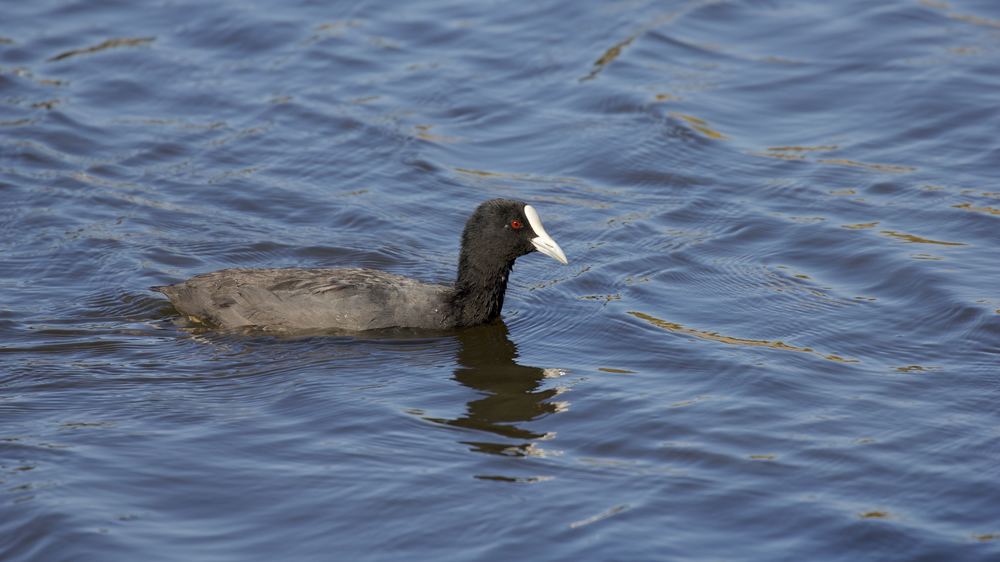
<box><xmin>153</xmin><ymin>199</ymin><xmax>568</xmax><ymax>331</ymax></box>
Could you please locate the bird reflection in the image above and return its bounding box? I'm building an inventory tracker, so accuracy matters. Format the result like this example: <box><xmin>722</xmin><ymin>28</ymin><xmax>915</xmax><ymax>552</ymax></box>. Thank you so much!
<box><xmin>426</xmin><ymin>322</ymin><xmax>566</xmax><ymax>457</ymax></box>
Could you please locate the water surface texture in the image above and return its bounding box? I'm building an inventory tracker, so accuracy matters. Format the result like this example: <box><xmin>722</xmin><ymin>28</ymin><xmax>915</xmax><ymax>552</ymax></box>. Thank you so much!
<box><xmin>3</xmin><ymin>0</ymin><xmax>1000</xmax><ymax>560</ymax></box>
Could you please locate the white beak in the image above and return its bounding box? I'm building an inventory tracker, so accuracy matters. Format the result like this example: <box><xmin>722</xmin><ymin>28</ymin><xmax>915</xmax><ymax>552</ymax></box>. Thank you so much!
<box><xmin>524</xmin><ymin>205</ymin><xmax>569</xmax><ymax>265</ymax></box>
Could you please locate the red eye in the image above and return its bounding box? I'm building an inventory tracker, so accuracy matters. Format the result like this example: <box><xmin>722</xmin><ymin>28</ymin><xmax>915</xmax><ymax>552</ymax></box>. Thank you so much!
<box><xmin>511</xmin><ymin>219</ymin><xmax>523</xmax><ymax>229</ymax></box>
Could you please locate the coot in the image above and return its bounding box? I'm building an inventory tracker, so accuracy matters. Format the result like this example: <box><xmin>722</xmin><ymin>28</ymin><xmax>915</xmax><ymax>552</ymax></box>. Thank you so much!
<box><xmin>153</xmin><ymin>199</ymin><xmax>568</xmax><ymax>331</ymax></box>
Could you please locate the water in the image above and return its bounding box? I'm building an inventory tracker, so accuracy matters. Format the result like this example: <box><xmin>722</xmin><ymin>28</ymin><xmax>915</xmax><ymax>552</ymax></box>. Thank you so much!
<box><xmin>2</xmin><ymin>0</ymin><xmax>999</xmax><ymax>559</ymax></box>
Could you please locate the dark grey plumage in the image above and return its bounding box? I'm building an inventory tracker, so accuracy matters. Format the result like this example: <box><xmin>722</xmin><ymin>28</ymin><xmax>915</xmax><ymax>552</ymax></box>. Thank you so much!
<box><xmin>155</xmin><ymin>268</ymin><xmax>452</xmax><ymax>331</ymax></box>
<box><xmin>153</xmin><ymin>199</ymin><xmax>568</xmax><ymax>331</ymax></box>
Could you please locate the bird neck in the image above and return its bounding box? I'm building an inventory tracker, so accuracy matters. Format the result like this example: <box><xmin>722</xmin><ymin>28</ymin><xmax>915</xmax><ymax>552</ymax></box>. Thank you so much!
<box><xmin>451</xmin><ymin>252</ymin><xmax>515</xmax><ymax>327</ymax></box>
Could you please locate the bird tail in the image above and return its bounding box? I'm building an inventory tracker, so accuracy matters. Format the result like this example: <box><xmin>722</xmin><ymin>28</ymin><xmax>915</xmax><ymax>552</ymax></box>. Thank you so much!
<box><xmin>150</xmin><ymin>285</ymin><xmax>176</xmax><ymax>298</ymax></box>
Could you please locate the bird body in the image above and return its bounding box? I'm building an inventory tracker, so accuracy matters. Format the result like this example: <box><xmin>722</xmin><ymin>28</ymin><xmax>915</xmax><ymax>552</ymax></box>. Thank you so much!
<box><xmin>155</xmin><ymin>268</ymin><xmax>452</xmax><ymax>331</ymax></box>
<box><xmin>153</xmin><ymin>199</ymin><xmax>567</xmax><ymax>331</ymax></box>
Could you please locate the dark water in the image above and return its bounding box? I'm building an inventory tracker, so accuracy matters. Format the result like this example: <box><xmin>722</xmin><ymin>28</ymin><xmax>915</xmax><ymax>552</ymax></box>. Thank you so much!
<box><xmin>3</xmin><ymin>0</ymin><xmax>999</xmax><ymax>559</ymax></box>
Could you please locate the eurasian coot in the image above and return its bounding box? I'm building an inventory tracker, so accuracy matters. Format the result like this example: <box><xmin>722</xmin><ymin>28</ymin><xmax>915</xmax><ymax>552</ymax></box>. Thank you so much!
<box><xmin>153</xmin><ymin>199</ymin><xmax>568</xmax><ymax>331</ymax></box>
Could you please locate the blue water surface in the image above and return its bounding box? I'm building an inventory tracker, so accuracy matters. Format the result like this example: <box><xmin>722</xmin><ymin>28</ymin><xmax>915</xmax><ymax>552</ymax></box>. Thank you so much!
<box><xmin>2</xmin><ymin>0</ymin><xmax>999</xmax><ymax>560</ymax></box>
